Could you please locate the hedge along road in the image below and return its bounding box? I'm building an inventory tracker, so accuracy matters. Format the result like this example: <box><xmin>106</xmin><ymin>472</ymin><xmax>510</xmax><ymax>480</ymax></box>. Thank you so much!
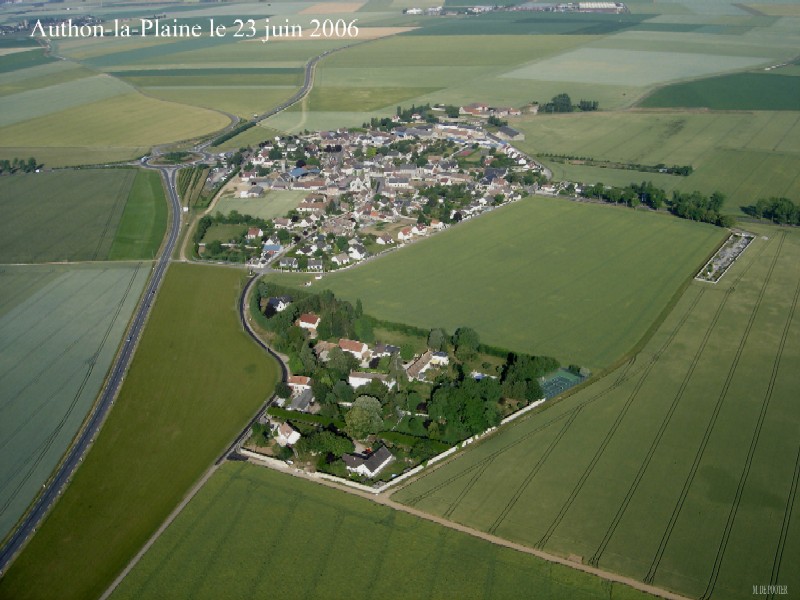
<box><xmin>0</xmin><ymin>34</ymin><xmax>341</xmax><ymax>583</ymax></box>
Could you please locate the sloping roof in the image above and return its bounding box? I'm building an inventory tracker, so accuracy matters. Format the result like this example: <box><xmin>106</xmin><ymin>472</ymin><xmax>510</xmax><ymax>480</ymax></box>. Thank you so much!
<box><xmin>289</xmin><ymin>388</ymin><xmax>313</xmax><ymax>411</ymax></box>
<box><xmin>288</xmin><ymin>375</ymin><xmax>311</xmax><ymax>386</ymax></box>
<box><xmin>298</xmin><ymin>313</ymin><xmax>320</xmax><ymax>326</ymax></box>
<box><xmin>339</xmin><ymin>338</ymin><xmax>367</xmax><ymax>353</ymax></box>
<box><xmin>363</xmin><ymin>446</ymin><xmax>392</xmax><ymax>475</ymax></box>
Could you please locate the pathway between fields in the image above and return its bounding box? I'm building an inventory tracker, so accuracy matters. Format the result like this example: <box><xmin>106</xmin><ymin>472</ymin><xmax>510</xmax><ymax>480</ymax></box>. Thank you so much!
<box><xmin>245</xmin><ymin>455</ymin><xmax>692</xmax><ymax>600</ymax></box>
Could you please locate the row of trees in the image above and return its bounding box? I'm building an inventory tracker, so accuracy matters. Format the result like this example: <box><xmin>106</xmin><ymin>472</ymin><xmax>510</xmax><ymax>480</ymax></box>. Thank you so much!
<box><xmin>580</xmin><ymin>181</ymin><xmax>734</xmax><ymax>227</ymax></box>
<box><xmin>540</xmin><ymin>93</ymin><xmax>599</xmax><ymax>113</ymax></box>
<box><xmin>746</xmin><ymin>197</ymin><xmax>800</xmax><ymax>226</ymax></box>
<box><xmin>0</xmin><ymin>157</ymin><xmax>38</xmax><ymax>174</ymax></box>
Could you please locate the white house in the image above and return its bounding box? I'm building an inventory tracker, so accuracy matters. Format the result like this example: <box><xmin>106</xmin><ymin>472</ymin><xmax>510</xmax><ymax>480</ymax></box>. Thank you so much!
<box><xmin>287</xmin><ymin>375</ymin><xmax>311</xmax><ymax>394</ymax></box>
<box><xmin>297</xmin><ymin>313</ymin><xmax>321</xmax><ymax>330</ymax></box>
<box><xmin>348</xmin><ymin>371</ymin><xmax>396</xmax><ymax>390</ymax></box>
<box><xmin>339</xmin><ymin>338</ymin><xmax>369</xmax><ymax>361</ymax></box>
<box><xmin>342</xmin><ymin>446</ymin><xmax>394</xmax><ymax>478</ymax></box>
<box><xmin>275</xmin><ymin>422</ymin><xmax>301</xmax><ymax>447</ymax></box>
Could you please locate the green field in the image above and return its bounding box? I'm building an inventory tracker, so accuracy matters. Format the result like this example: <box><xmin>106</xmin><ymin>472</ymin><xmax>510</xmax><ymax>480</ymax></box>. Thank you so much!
<box><xmin>0</xmin><ymin>169</ymin><xmax>165</xmax><ymax>263</ymax></box>
<box><xmin>0</xmin><ymin>263</ymin><xmax>280</xmax><ymax>600</ymax></box>
<box><xmin>112</xmin><ymin>463</ymin><xmax>652</xmax><ymax>600</ymax></box>
<box><xmin>0</xmin><ymin>93</ymin><xmax>230</xmax><ymax>167</ymax></box>
<box><xmin>143</xmin><ymin>86</ymin><xmax>296</xmax><ymax>118</ymax></box>
<box><xmin>214</xmin><ymin>189</ymin><xmax>307</xmax><ymax>220</ymax></box>
<box><xmin>0</xmin><ymin>74</ymin><xmax>133</xmax><ymax>128</ymax></box>
<box><xmin>640</xmin><ymin>72</ymin><xmax>800</xmax><ymax>110</ymax></box>
<box><xmin>394</xmin><ymin>226</ymin><xmax>800</xmax><ymax>600</ymax></box>
<box><xmin>0</xmin><ymin>263</ymin><xmax>150</xmax><ymax>542</ymax></box>
<box><xmin>275</xmin><ymin>198</ymin><xmax>724</xmax><ymax>369</ymax></box>
<box><xmin>108</xmin><ymin>170</ymin><xmax>168</xmax><ymax>261</ymax></box>
<box><xmin>513</xmin><ymin>111</ymin><xmax>800</xmax><ymax>213</ymax></box>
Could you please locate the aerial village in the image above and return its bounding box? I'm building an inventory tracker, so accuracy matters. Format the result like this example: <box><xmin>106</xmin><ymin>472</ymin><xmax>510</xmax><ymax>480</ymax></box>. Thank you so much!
<box><xmin>197</xmin><ymin>102</ymin><xmax>547</xmax><ymax>271</ymax></box>
<box><xmin>193</xmin><ymin>103</ymin><xmax>584</xmax><ymax>488</ymax></box>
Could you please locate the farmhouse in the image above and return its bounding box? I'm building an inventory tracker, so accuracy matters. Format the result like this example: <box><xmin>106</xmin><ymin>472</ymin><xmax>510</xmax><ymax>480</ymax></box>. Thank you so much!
<box><xmin>287</xmin><ymin>375</ymin><xmax>311</xmax><ymax>393</ymax></box>
<box><xmin>339</xmin><ymin>338</ymin><xmax>369</xmax><ymax>361</ymax></box>
<box><xmin>342</xmin><ymin>446</ymin><xmax>394</xmax><ymax>478</ymax></box>
<box><xmin>296</xmin><ymin>313</ymin><xmax>321</xmax><ymax>330</ymax></box>
<box><xmin>246</xmin><ymin>227</ymin><xmax>263</xmax><ymax>240</ymax></box>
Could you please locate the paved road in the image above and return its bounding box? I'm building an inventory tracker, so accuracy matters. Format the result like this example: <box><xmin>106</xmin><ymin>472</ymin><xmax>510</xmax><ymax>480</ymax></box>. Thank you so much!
<box><xmin>0</xmin><ymin>166</ymin><xmax>181</xmax><ymax>576</ymax></box>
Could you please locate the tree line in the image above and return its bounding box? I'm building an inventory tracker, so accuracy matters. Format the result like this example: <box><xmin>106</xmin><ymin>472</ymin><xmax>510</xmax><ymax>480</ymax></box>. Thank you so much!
<box><xmin>0</xmin><ymin>157</ymin><xmax>39</xmax><ymax>174</ymax></box>
<box><xmin>540</xmin><ymin>93</ymin><xmax>599</xmax><ymax>113</ymax></box>
<box><xmin>745</xmin><ymin>197</ymin><xmax>800</xmax><ymax>226</ymax></box>
<box><xmin>580</xmin><ymin>181</ymin><xmax>734</xmax><ymax>227</ymax></box>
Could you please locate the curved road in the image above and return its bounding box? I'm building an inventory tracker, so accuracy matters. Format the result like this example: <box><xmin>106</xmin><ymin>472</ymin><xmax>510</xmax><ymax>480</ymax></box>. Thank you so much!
<box><xmin>0</xmin><ymin>41</ymin><xmax>335</xmax><ymax>576</ymax></box>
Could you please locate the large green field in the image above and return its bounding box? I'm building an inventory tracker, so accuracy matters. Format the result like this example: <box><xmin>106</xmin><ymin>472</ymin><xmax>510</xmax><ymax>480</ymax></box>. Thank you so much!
<box><xmin>108</xmin><ymin>170</ymin><xmax>169</xmax><ymax>261</ymax></box>
<box><xmin>0</xmin><ymin>169</ymin><xmax>166</xmax><ymax>263</ymax></box>
<box><xmin>0</xmin><ymin>264</ymin><xmax>280</xmax><ymax>600</ymax></box>
<box><xmin>278</xmin><ymin>197</ymin><xmax>724</xmax><ymax>369</ymax></box>
<box><xmin>0</xmin><ymin>263</ymin><xmax>150</xmax><ymax>542</ymax></box>
<box><xmin>112</xmin><ymin>463</ymin><xmax>652</xmax><ymax>600</ymax></box>
<box><xmin>639</xmin><ymin>71</ymin><xmax>800</xmax><ymax>111</ymax></box>
<box><xmin>513</xmin><ymin>111</ymin><xmax>800</xmax><ymax>214</ymax></box>
<box><xmin>394</xmin><ymin>226</ymin><xmax>800</xmax><ymax>600</ymax></box>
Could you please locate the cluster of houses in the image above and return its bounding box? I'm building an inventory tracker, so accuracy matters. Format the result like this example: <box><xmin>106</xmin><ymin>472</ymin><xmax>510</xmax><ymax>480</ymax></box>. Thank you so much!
<box><xmin>228</xmin><ymin>116</ymin><xmax>542</xmax><ymax>271</ymax></box>
<box><xmin>261</xmin><ymin>301</ymin><xmax>458</xmax><ymax>478</ymax></box>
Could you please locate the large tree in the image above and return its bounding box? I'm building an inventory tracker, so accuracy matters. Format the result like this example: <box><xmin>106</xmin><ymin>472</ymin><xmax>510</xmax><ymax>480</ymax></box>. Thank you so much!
<box><xmin>345</xmin><ymin>395</ymin><xmax>383</xmax><ymax>440</ymax></box>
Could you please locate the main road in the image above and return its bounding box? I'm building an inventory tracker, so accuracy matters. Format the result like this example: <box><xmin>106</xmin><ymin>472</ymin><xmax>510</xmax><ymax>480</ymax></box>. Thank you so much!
<box><xmin>0</xmin><ymin>40</ymin><xmax>337</xmax><ymax>576</ymax></box>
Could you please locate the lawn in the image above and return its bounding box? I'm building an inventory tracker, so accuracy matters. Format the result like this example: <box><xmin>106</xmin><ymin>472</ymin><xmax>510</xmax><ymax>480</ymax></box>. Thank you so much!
<box><xmin>0</xmin><ymin>169</ymin><xmax>135</xmax><ymax>263</ymax></box>
<box><xmin>276</xmin><ymin>197</ymin><xmax>724</xmax><ymax>369</ymax></box>
<box><xmin>111</xmin><ymin>463</ymin><xmax>653</xmax><ymax>600</ymax></box>
<box><xmin>0</xmin><ymin>263</ymin><xmax>150</xmax><ymax>542</ymax></box>
<box><xmin>0</xmin><ymin>92</ymin><xmax>230</xmax><ymax>166</ymax></box>
<box><xmin>202</xmin><ymin>223</ymin><xmax>248</xmax><ymax>243</ymax></box>
<box><xmin>394</xmin><ymin>226</ymin><xmax>800</xmax><ymax>600</ymax></box>
<box><xmin>639</xmin><ymin>72</ymin><xmax>800</xmax><ymax>111</ymax></box>
<box><xmin>108</xmin><ymin>170</ymin><xmax>168</xmax><ymax>261</ymax></box>
<box><xmin>214</xmin><ymin>190</ymin><xmax>307</xmax><ymax>220</ymax></box>
<box><xmin>513</xmin><ymin>111</ymin><xmax>800</xmax><ymax>213</ymax></box>
<box><xmin>0</xmin><ymin>263</ymin><xmax>280</xmax><ymax>600</ymax></box>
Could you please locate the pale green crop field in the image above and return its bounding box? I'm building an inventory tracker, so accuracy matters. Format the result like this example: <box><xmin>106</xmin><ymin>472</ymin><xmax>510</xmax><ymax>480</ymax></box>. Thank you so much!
<box><xmin>0</xmin><ymin>62</ymin><xmax>94</xmax><ymax>97</ymax></box>
<box><xmin>143</xmin><ymin>86</ymin><xmax>296</xmax><ymax>118</ymax></box>
<box><xmin>0</xmin><ymin>263</ymin><xmax>150</xmax><ymax>542</ymax></box>
<box><xmin>513</xmin><ymin>111</ymin><xmax>800</xmax><ymax>213</ymax></box>
<box><xmin>214</xmin><ymin>190</ymin><xmax>307</xmax><ymax>220</ymax></box>
<box><xmin>0</xmin><ymin>74</ymin><xmax>133</xmax><ymax>128</ymax></box>
<box><xmin>394</xmin><ymin>226</ymin><xmax>800</xmax><ymax>600</ymax></box>
<box><xmin>0</xmin><ymin>93</ymin><xmax>230</xmax><ymax>167</ymax></box>
<box><xmin>502</xmin><ymin>48</ymin><xmax>767</xmax><ymax>87</ymax></box>
<box><xmin>277</xmin><ymin>197</ymin><xmax>724</xmax><ymax>369</ymax></box>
